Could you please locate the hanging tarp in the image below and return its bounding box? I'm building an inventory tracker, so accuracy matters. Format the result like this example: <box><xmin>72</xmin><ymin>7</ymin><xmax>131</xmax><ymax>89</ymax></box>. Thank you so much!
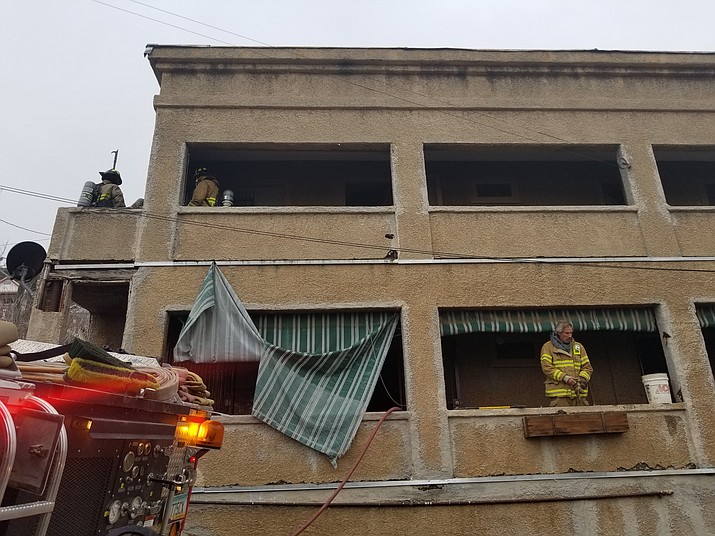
<box><xmin>173</xmin><ymin>263</ymin><xmax>264</xmax><ymax>363</ymax></box>
<box><xmin>440</xmin><ymin>307</ymin><xmax>658</xmax><ymax>336</ymax></box>
<box><xmin>696</xmin><ymin>304</ymin><xmax>715</xmax><ymax>328</ymax></box>
<box><xmin>175</xmin><ymin>264</ymin><xmax>399</xmax><ymax>463</ymax></box>
<box><xmin>252</xmin><ymin>312</ymin><xmax>398</xmax><ymax>465</ymax></box>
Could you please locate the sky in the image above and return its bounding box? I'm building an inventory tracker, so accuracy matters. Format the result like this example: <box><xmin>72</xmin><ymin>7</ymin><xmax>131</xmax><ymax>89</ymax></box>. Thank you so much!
<box><xmin>1</xmin><ymin>0</ymin><xmax>714</xmax><ymax>267</ymax></box>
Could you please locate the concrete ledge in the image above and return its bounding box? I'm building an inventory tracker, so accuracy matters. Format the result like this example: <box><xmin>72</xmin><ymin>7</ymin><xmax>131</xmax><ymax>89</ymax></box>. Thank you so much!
<box><xmin>190</xmin><ymin>469</ymin><xmax>713</xmax><ymax>506</ymax></box>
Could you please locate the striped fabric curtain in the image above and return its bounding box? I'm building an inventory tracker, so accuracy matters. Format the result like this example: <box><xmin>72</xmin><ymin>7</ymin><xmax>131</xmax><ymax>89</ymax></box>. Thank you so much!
<box><xmin>252</xmin><ymin>311</ymin><xmax>398</xmax><ymax>466</ymax></box>
<box><xmin>255</xmin><ymin>312</ymin><xmax>395</xmax><ymax>353</ymax></box>
<box><xmin>440</xmin><ymin>307</ymin><xmax>658</xmax><ymax>335</ymax></box>
<box><xmin>696</xmin><ymin>304</ymin><xmax>715</xmax><ymax>328</ymax></box>
<box><xmin>174</xmin><ymin>264</ymin><xmax>400</xmax><ymax>463</ymax></box>
<box><xmin>173</xmin><ymin>263</ymin><xmax>264</xmax><ymax>363</ymax></box>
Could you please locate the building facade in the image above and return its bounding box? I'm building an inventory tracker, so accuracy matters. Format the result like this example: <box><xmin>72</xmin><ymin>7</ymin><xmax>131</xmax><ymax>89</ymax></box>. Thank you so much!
<box><xmin>29</xmin><ymin>47</ymin><xmax>715</xmax><ymax>534</ymax></box>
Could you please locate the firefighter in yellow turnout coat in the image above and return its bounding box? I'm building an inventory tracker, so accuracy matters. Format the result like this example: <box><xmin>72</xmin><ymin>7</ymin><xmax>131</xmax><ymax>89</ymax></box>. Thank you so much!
<box><xmin>540</xmin><ymin>320</ymin><xmax>593</xmax><ymax>406</ymax></box>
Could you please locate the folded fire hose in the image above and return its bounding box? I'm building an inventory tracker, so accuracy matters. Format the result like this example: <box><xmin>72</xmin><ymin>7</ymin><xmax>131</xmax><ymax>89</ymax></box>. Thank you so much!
<box><xmin>4</xmin><ymin>324</ymin><xmax>213</xmax><ymax>407</ymax></box>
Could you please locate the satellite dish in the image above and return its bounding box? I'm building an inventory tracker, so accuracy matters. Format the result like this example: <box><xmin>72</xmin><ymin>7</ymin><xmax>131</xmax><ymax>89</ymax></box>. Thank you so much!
<box><xmin>6</xmin><ymin>242</ymin><xmax>47</xmax><ymax>281</ymax></box>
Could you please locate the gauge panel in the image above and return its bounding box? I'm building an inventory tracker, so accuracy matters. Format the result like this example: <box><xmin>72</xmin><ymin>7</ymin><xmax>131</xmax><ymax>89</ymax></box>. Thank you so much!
<box><xmin>104</xmin><ymin>438</ymin><xmax>173</xmax><ymax>533</ymax></box>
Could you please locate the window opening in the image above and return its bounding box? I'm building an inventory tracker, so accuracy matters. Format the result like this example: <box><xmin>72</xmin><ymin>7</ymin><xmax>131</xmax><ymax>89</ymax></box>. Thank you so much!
<box><xmin>184</xmin><ymin>144</ymin><xmax>393</xmax><ymax>207</ymax></box>
<box><xmin>166</xmin><ymin>311</ymin><xmax>405</xmax><ymax>414</ymax></box>
<box><xmin>40</xmin><ymin>280</ymin><xmax>64</xmax><ymax>312</ymax></box>
<box><xmin>441</xmin><ymin>307</ymin><xmax>666</xmax><ymax>409</ymax></box>
<box><xmin>425</xmin><ymin>144</ymin><xmax>626</xmax><ymax>206</ymax></box>
<box><xmin>476</xmin><ymin>183</ymin><xmax>513</xmax><ymax>199</ymax></box>
<box><xmin>70</xmin><ymin>282</ymin><xmax>128</xmax><ymax>350</ymax></box>
<box><xmin>653</xmin><ymin>147</ymin><xmax>715</xmax><ymax>206</ymax></box>
<box><xmin>696</xmin><ymin>304</ymin><xmax>715</xmax><ymax>380</ymax></box>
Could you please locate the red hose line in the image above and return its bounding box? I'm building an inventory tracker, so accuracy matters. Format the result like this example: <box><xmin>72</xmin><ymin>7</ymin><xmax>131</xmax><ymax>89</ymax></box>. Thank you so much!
<box><xmin>290</xmin><ymin>406</ymin><xmax>401</xmax><ymax>536</ymax></box>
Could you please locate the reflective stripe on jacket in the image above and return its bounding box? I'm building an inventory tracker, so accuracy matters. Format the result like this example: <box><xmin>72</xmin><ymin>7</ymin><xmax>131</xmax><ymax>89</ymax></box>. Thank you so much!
<box><xmin>540</xmin><ymin>340</ymin><xmax>593</xmax><ymax>398</ymax></box>
<box><xmin>96</xmin><ymin>180</ymin><xmax>126</xmax><ymax>208</ymax></box>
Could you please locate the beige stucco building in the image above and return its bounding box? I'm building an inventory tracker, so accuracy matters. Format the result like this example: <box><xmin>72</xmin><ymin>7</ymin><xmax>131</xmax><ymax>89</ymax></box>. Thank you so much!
<box><xmin>29</xmin><ymin>47</ymin><xmax>715</xmax><ymax>534</ymax></box>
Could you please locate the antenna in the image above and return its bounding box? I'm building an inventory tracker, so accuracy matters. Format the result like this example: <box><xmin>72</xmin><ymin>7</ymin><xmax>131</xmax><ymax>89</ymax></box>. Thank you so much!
<box><xmin>6</xmin><ymin>242</ymin><xmax>47</xmax><ymax>294</ymax></box>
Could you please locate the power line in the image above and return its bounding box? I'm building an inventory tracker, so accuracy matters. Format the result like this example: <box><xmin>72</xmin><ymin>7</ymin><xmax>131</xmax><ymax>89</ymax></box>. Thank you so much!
<box><xmin>125</xmin><ymin>0</ymin><xmax>272</xmax><ymax>46</ymax></box>
<box><xmin>3</xmin><ymin>182</ymin><xmax>715</xmax><ymax>275</ymax></box>
<box><xmin>89</xmin><ymin>0</ymin><xmax>235</xmax><ymax>45</ymax></box>
<box><xmin>0</xmin><ymin>218</ymin><xmax>51</xmax><ymax>236</ymax></box>
<box><xmin>97</xmin><ymin>0</ymin><xmax>624</xmax><ymax>167</ymax></box>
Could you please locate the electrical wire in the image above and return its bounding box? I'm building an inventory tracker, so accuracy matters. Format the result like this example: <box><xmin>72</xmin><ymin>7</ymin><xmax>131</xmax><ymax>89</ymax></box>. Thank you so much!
<box><xmin>0</xmin><ymin>218</ymin><xmax>51</xmax><ymax>236</ymax></box>
<box><xmin>125</xmin><ymin>0</ymin><xmax>273</xmax><ymax>47</ymax></box>
<box><xmin>93</xmin><ymin>0</ymin><xmax>627</xmax><ymax>167</ymax></box>
<box><xmin>379</xmin><ymin>373</ymin><xmax>405</xmax><ymax>409</ymax></box>
<box><xmin>4</xmin><ymin>4</ymin><xmax>675</xmax><ymax>251</ymax></box>
<box><xmin>88</xmin><ymin>0</ymin><xmax>235</xmax><ymax>45</ymax></box>
<box><xmin>3</xmin><ymin>183</ymin><xmax>715</xmax><ymax>275</ymax></box>
<box><xmin>289</xmin><ymin>406</ymin><xmax>401</xmax><ymax>536</ymax></box>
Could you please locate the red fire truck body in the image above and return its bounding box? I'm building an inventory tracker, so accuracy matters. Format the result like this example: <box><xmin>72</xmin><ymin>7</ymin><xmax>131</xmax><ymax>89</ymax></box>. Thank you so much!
<box><xmin>0</xmin><ymin>377</ymin><xmax>223</xmax><ymax>536</ymax></box>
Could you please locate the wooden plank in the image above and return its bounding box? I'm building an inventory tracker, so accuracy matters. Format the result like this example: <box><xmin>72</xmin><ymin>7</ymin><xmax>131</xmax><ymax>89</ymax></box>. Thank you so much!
<box><xmin>524</xmin><ymin>412</ymin><xmax>629</xmax><ymax>438</ymax></box>
<box><xmin>602</xmin><ymin>412</ymin><xmax>629</xmax><ymax>433</ymax></box>
<box><xmin>553</xmin><ymin>414</ymin><xmax>607</xmax><ymax>435</ymax></box>
<box><xmin>523</xmin><ymin>415</ymin><xmax>555</xmax><ymax>437</ymax></box>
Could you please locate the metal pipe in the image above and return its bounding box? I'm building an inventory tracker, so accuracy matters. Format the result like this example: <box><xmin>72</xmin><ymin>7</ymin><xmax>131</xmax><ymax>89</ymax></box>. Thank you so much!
<box><xmin>193</xmin><ymin>489</ymin><xmax>674</xmax><ymax>508</ymax></box>
<box><xmin>52</xmin><ymin>255</ymin><xmax>715</xmax><ymax>271</ymax></box>
<box><xmin>193</xmin><ymin>467</ymin><xmax>715</xmax><ymax>496</ymax></box>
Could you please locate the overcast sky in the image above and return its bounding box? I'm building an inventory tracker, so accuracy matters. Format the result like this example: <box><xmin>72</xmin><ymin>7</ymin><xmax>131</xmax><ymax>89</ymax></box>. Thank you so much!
<box><xmin>1</xmin><ymin>0</ymin><xmax>714</xmax><ymax>265</ymax></box>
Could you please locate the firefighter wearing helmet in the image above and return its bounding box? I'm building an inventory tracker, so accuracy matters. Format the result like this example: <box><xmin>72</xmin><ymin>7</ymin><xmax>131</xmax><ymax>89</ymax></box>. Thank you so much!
<box><xmin>189</xmin><ymin>167</ymin><xmax>219</xmax><ymax>206</ymax></box>
<box><xmin>96</xmin><ymin>169</ymin><xmax>126</xmax><ymax>208</ymax></box>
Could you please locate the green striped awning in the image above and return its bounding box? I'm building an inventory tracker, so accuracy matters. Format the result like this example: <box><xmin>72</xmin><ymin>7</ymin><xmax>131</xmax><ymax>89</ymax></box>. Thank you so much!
<box><xmin>696</xmin><ymin>305</ymin><xmax>715</xmax><ymax>328</ymax></box>
<box><xmin>175</xmin><ymin>264</ymin><xmax>399</xmax><ymax>464</ymax></box>
<box><xmin>440</xmin><ymin>307</ymin><xmax>658</xmax><ymax>336</ymax></box>
<box><xmin>256</xmin><ymin>312</ymin><xmax>393</xmax><ymax>353</ymax></box>
<box><xmin>252</xmin><ymin>312</ymin><xmax>398</xmax><ymax>465</ymax></box>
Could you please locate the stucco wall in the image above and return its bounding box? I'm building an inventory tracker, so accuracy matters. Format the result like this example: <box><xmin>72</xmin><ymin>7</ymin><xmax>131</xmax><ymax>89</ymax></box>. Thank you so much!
<box><xmin>35</xmin><ymin>47</ymin><xmax>715</xmax><ymax>532</ymax></box>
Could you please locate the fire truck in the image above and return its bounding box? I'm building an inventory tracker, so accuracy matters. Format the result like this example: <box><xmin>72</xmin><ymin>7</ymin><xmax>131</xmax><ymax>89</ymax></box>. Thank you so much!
<box><xmin>0</xmin><ymin>373</ymin><xmax>223</xmax><ymax>536</ymax></box>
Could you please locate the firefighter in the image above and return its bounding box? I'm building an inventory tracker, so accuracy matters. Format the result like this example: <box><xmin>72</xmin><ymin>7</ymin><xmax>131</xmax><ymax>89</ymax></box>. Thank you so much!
<box><xmin>540</xmin><ymin>320</ymin><xmax>593</xmax><ymax>406</ymax></box>
<box><xmin>189</xmin><ymin>167</ymin><xmax>219</xmax><ymax>206</ymax></box>
<box><xmin>96</xmin><ymin>169</ymin><xmax>126</xmax><ymax>208</ymax></box>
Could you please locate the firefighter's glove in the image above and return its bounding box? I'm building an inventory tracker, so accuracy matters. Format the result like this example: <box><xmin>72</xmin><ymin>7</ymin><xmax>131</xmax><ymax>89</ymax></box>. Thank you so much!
<box><xmin>563</xmin><ymin>375</ymin><xmax>578</xmax><ymax>386</ymax></box>
<box><xmin>578</xmin><ymin>378</ymin><xmax>588</xmax><ymax>390</ymax></box>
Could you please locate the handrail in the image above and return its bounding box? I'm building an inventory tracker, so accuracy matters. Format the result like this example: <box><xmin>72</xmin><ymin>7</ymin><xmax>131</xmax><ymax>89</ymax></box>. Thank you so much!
<box><xmin>0</xmin><ymin>400</ymin><xmax>17</xmax><ymax>502</ymax></box>
<box><xmin>24</xmin><ymin>395</ymin><xmax>68</xmax><ymax>536</ymax></box>
<box><xmin>0</xmin><ymin>387</ymin><xmax>68</xmax><ymax>536</ymax></box>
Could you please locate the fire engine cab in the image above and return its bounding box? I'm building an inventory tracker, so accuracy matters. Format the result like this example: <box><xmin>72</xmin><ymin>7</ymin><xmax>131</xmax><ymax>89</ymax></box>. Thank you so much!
<box><xmin>0</xmin><ymin>373</ymin><xmax>223</xmax><ymax>536</ymax></box>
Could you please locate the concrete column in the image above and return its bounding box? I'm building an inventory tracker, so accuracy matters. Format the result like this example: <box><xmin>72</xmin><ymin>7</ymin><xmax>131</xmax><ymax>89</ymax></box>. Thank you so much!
<box><xmin>658</xmin><ymin>301</ymin><xmax>715</xmax><ymax>466</ymax></box>
<box><xmin>390</xmin><ymin>141</ymin><xmax>435</xmax><ymax>260</ymax></box>
<box><xmin>619</xmin><ymin>144</ymin><xmax>681</xmax><ymax>257</ymax></box>
<box><xmin>402</xmin><ymin>303</ymin><xmax>453</xmax><ymax>478</ymax></box>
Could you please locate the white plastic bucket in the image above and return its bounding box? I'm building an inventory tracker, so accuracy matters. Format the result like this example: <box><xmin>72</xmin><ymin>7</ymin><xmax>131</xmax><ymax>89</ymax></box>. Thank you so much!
<box><xmin>642</xmin><ymin>373</ymin><xmax>672</xmax><ymax>404</ymax></box>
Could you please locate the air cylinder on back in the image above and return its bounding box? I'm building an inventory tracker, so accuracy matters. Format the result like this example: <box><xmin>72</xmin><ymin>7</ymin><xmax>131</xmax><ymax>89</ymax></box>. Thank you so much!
<box><xmin>222</xmin><ymin>189</ymin><xmax>234</xmax><ymax>207</ymax></box>
<box><xmin>77</xmin><ymin>181</ymin><xmax>97</xmax><ymax>207</ymax></box>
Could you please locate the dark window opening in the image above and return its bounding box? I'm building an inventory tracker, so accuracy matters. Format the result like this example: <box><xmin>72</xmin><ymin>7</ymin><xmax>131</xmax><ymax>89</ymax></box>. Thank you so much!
<box><xmin>425</xmin><ymin>144</ymin><xmax>626</xmax><ymax>206</ymax></box>
<box><xmin>442</xmin><ymin>330</ymin><xmax>667</xmax><ymax>409</ymax></box>
<box><xmin>654</xmin><ymin>147</ymin><xmax>715</xmax><ymax>206</ymax></box>
<box><xmin>706</xmin><ymin>184</ymin><xmax>715</xmax><ymax>205</ymax></box>
<box><xmin>476</xmin><ymin>183</ymin><xmax>512</xmax><ymax>198</ymax></box>
<box><xmin>703</xmin><ymin>327</ymin><xmax>715</xmax><ymax>378</ymax></box>
<box><xmin>165</xmin><ymin>311</ymin><xmax>405</xmax><ymax>415</ymax></box>
<box><xmin>184</xmin><ymin>144</ymin><xmax>393</xmax><ymax>207</ymax></box>
<box><xmin>39</xmin><ymin>280</ymin><xmax>64</xmax><ymax>312</ymax></box>
<box><xmin>345</xmin><ymin>182</ymin><xmax>393</xmax><ymax>206</ymax></box>
<box><xmin>69</xmin><ymin>282</ymin><xmax>128</xmax><ymax>350</ymax></box>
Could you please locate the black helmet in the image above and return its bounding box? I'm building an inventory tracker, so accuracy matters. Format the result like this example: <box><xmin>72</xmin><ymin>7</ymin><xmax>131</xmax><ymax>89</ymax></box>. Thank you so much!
<box><xmin>194</xmin><ymin>167</ymin><xmax>216</xmax><ymax>181</ymax></box>
<box><xmin>99</xmin><ymin>169</ymin><xmax>122</xmax><ymax>185</ymax></box>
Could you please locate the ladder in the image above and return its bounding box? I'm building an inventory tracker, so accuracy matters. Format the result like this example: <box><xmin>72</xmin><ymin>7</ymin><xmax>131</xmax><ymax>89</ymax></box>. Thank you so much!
<box><xmin>0</xmin><ymin>380</ymin><xmax>68</xmax><ymax>536</ymax></box>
